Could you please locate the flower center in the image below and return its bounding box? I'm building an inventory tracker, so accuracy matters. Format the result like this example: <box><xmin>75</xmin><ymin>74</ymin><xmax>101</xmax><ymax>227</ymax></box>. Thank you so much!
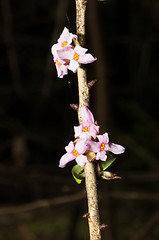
<box><xmin>82</xmin><ymin>127</ymin><xmax>90</xmax><ymax>132</ymax></box>
<box><xmin>72</xmin><ymin>149</ymin><xmax>79</xmax><ymax>156</ymax></box>
<box><xmin>100</xmin><ymin>143</ymin><xmax>105</xmax><ymax>151</ymax></box>
<box><xmin>56</xmin><ymin>60</ymin><xmax>62</xmax><ymax>66</ymax></box>
<box><xmin>62</xmin><ymin>41</ymin><xmax>67</xmax><ymax>47</ymax></box>
<box><xmin>74</xmin><ymin>53</ymin><xmax>79</xmax><ymax>61</ymax></box>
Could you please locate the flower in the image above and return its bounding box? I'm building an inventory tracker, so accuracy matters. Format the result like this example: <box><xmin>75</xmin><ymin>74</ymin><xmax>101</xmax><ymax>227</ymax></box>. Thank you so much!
<box><xmin>74</xmin><ymin>106</ymin><xmax>99</xmax><ymax>139</ymax></box>
<box><xmin>51</xmin><ymin>27</ymin><xmax>96</xmax><ymax>77</ymax></box>
<box><xmin>89</xmin><ymin>133</ymin><xmax>125</xmax><ymax>161</ymax></box>
<box><xmin>51</xmin><ymin>27</ymin><xmax>76</xmax><ymax>60</ymax></box>
<box><xmin>57</xmin><ymin>45</ymin><xmax>96</xmax><ymax>73</ymax></box>
<box><xmin>54</xmin><ymin>58</ymin><xmax>68</xmax><ymax>78</ymax></box>
<box><xmin>59</xmin><ymin>140</ymin><xmax>89</xmax><ymax>168</ymax></box>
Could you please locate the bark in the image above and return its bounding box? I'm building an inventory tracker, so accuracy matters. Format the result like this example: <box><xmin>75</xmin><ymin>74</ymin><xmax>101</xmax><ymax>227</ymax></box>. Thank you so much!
<box><xmin>75</xmin><ymin>0</ymin><xmax>101</xmax><ymax>239</ymax></box>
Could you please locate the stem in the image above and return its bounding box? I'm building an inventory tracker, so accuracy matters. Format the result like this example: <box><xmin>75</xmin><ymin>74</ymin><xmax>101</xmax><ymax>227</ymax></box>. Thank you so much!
<box><xmin>75</xmin><ymin>0</ymin><xmax>101</xmax><ymax>239</ymax></box>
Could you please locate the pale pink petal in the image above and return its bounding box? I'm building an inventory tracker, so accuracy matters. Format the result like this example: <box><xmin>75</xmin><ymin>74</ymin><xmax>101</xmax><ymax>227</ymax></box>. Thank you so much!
<box><xmin>96</xmin><ymin>151</ymin><xmax>107</xmax><ymax>161</ymax></box>
<box><xmin>74</xmin><ymin>125</ymin><xmax>82</xmax><ymax>138</ymax></box>
<box><xmin>83</xmin><ymin>132</ymin><xmax>92</xmax><ymax>139</ymax></box>
<box><xmin>87</xmin><ymin>140</ymin><xmax>100</xmax><ymax>152</ymax></box>
<box><xmin>56</xmin><ymin>65</ymin><xmax>68</xmax><ymax>78</ymax></box>
<box><xmin>76</xmin><ymin>155</ymin><xmax>88</xmax><ymax>167</ymax></box>
<box><xmin>57</xmin><ymin>47</ymin><xmax>74</xmax><ymax>60</ymax></box>
<box><xmin>75</xmin><ymin>140</ymin><xmax>88</xmax><ymax>154</ymax></box>
<box><xmin>97</xmin><ymin>134</ymin><xmax>103</xmax><ymax>143</ymax></box>
<box><xmin>74</xmin><ymin>45</ymin><xmax>87</xmax><ymax>55</ymax></box>
<box><xmin>58</xmin><ymin>27</ymin><xmax>76</xmax><ymax>46</ymax></box>
<box><xmin>102</xmin><ymin>133</ymin><xmax>109</xmax><ymax>144</ymax></box>
<box><xmin>90</xmin><ymin>125</ymin><xmax>99</xmax><ymax>139</ymax></box>
<box><xmin>55</xmin><ymin>58</ymin><xmax>68</xmax><ymax>78</ymax></box>
<box><xmin>108</xmin><ymin>143</ymin><xmax>125</xmax><ymax>154</ymax></box>
<box><xmin>68</xmin><ymin>60</ymin><xmax>79</xmax><ymax>73</ymax></box>
<box><xmin>59</xmin><ymin>152</ymin><xmax>75</xmax><ymax>168</ymax></box>
<box><xmin>51</xmin><ymin>43</ymin><xmax>60</xmax><ymax>59</ymax></box>
<box><xmin>100</xmin><ymin>151</ymin><xmax>107</xmax><ymax>161</ymax></box>
<box><xmin>78</xmin><ymin>131</ymin><xmax>91</xmax><ymax>139</ymax></box>
<box><xmin>65</xmin><ymin>141</ymin><xmax>74</xmax><ymax>152</ymax></box>
<box><xmin>79</xmin><ymin>54</ymin><xmax>97</xmax><ymax>64</ymax></box>
<box><xmin>97</xmin><ymin>133</ymin><xmax>109</xmax><ymax>144</ymax></box>
<box><xmin>81</xmin><ymin>106</ymin><xmax>94</xmax><ymax>125</ymax></box>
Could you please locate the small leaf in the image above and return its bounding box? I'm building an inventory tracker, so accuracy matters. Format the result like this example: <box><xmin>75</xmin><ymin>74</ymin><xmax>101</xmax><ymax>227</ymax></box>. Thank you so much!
<box><xmin>100</xmin><ymin>155</ymin><xmax>116</xmax><ymax>171</ymax></box>
<box><xmin>72</xmin><ymin>164</ymin><xmax>85</xmax><ymax>184</ymax></box>
<box><xmin>88</xmin><ymin>79</ymin><xmax>97</xmax><ymax>89</ymax></box>
<box><xmin>70</xmin><ymin>104</ymin><xmax>79</xmax><ymax>111</ymax></box>
<box><xmin>100</xmin><ymin>171</ymin><xmax>121</xmax><ymax>180</ymax></box>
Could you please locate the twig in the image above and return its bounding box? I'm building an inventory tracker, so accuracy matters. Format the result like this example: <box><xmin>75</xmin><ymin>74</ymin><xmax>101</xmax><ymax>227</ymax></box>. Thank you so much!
<box><xmin>0</xmin><ymin>191</ymin><xmax>85</xmax><ymax>215</ymax></box>
<box><xmin>75</xmin><ymin>0</ymin><xmax>101</xmax><ymax>239</ymax></box>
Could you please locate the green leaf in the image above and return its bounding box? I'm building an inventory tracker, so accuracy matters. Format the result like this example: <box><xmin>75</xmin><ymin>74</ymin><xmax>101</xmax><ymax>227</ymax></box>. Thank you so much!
<box><xmin>100</xmin><ymin>155</ymin><xmax>116</xmax><ymax>171</ymax></box>
<box><xmin>72</xmin><ymin>164</ymin><xmax>85</xmax><ymax>184</ymax></box>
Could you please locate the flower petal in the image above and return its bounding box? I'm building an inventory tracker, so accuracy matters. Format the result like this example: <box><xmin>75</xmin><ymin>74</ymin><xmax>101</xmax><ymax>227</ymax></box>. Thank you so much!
<box><xmin>87</xmin><ymin>140</ymin><xmax>100</xmax><ymax>152</ymax></box>
<box><xmin>74</xmin><ymin>125</ymin><xmax>82</xmax><ymax>138</ymax></box>
<box><xmin>57</xmin><ymin>47</ymin><xmax>74</xmax><ymax>60</ymax></box>
<box><xmin>74</xmin><ymin>45</ymin><xmax>87</xmax><ymax>55</ymax></box>
<box><xmin>79</xmin><ymin>54</ymin><xmax>97</xmax><ymax>64</ymax></box>
<box><xmin>59</xmin><ymin>152</ymin><xmax>75</xmax><ymax>168</ymax></box>
<box><xmin>58</xmin><ymin>27</ymin><xmax>76</xmax><ymax>46</ymax></box>
<box><xmin>65</xmin><ymin>141</ymin><xmax>74</xmax><ymax>152</ymax></box>
<box><xmin>81</xmin><ymin>106</ymin><xmax>95</xmax><ymax>125</ymax></box>
<box><xmin>89</xmin><ymin>125</ymin><xmax>99</xmax><ymax>139</ymax></box>
<box><xmin>108</xmin><ymin>143</ymin><xmax>125</xmax><ymax>154</ymax></box>
<box><xmin>76</xmin><ymin>155</ymin><xmax>88</xmax><ymax>167</ymax></box>
<box><xmin>97</xmin><ymin>133</ymin><xmax>109</xmax><ymax>144</ymax></box>
<box><xmin>96</xmin><ymin>151</ymin><xmax>107</xmax><ymax>161</ymax></box>
<box><xmin>75</xmin><ymin>139</ymin><xmax>88</xmax><ymax>154</ymax></box>
<box><xmin>68</xmin><ymin>60</ymin><xmax>79</xmax><ymax>73</ymax></box>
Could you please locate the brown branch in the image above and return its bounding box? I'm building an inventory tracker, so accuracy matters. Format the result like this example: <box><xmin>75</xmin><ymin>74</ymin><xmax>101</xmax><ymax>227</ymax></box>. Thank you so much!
<box><xmin>75</xmin><ymin>0</ymin><xmax>101</xmax><ymax>239</ymax></box>
<box><xmin>0</xmin><ymin>191</ymin><xmax>85</xmax><ymax>215</ymax></box>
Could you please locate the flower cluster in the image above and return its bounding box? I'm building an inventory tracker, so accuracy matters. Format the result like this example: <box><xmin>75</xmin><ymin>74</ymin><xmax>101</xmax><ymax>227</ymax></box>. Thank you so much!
<box><xmin>59</xmin><ymin>106</ymin><xmax>125</xmax><ymax>168</ymax></box>
<box><xmin>51</xmin><ymin>27</ymin><xmax>97</xmax><ymax>78</ymax></box>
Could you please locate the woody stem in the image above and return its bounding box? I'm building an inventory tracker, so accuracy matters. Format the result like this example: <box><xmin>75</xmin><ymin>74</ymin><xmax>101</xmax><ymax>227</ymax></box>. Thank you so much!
<box><xmin>75</xmin><ymin>0</ymin><xmax>101</xmax><ymax>239</ymax></box>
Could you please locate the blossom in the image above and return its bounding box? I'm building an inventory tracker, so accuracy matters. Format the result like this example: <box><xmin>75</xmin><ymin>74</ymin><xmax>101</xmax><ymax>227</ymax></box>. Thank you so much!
<box><xmin>57</xmin><ymin>45</ymin><xmax>97</xmax><ymax>73</ymax></box>
<box><xmin>59</xmin><ymin>140</ymin><xmax>89</xmax><ymax>168</ymax></box>
<box><xmin>89</xmin><ymin>133</ymin><xmax>125</xmax><ymax>161</ymax></box>
<box><xmin>51</xmin><ymin>27</ymin><xmax>76</xmax><ymax>60</ymax></box>
<box><xmin>54</xmin><ymin>58</ymin><xmax>68</xmax><ymax>78</ymax></box>
<box><xmin>74</xmin><ymin>106</ymin><xmax>99</xmax><ymax>139</ymax></box>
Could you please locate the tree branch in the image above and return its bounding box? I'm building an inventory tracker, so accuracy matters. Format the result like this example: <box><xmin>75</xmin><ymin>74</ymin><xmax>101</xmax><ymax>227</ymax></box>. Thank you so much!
<box><xmin>75</xmin><ymin>0</ymin><xmax>101</xmax><ymax>239</ymax></box>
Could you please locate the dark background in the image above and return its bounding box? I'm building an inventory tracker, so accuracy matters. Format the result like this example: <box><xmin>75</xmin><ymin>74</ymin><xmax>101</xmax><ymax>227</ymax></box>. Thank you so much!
<box><xmin>0</xmin><ymin>0</ymin><xmax>159</xmax><ymax>239</ymax></box>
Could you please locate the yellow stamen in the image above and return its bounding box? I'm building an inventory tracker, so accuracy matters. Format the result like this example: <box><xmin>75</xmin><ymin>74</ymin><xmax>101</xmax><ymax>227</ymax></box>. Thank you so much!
<box><xmin>100</xmin><ymin>143</ymin><xmax>105</xmax><ymax>151</ymax></box>
<box><xmin>73</xmin><ymin>149</ymin><xmax>79</xmax><ymax>156</ymax></box>
<box><xmin>62</xmin><ymin>41</ymin><xmax>67</xmax><ymax>47</ymax></box>
<box><xmin>82</xmin><ymin>127</ymin><xmax>90</xmax><ymax>132</ymax></box>
<box><xmin>56</xmin><ymin>60</ymin><xmax>62</xmax><ymax>66</ymax></box>
<box><xmin>74</xmin><ymin>53</ymin><xmax>79</xmax><ymax>61</ymax></box>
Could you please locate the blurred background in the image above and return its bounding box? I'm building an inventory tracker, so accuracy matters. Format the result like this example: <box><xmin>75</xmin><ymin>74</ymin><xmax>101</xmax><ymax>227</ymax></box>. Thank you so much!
<box><xmin>0</xmin><ymin>0</ymin><xmax>159</xmax><ymax>239</ymax></box>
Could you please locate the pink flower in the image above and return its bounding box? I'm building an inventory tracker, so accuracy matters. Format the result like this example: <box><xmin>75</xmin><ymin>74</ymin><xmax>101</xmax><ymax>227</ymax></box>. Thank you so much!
<box><xmin>51</xmin><ymin>27</ymin><xmax>76</xmax><ymax>60</ymax></box>
<box><xmin>89</xmin><ymin>133</ymin><xmax>125</xmax><ymax>161</ymax></box>
<box><xmin>74</xmin><ymin>106</ymin><xmax>99</xmax><ymax>139</ymax></box>
<box><xmin>58</xmin><ymin>27</ymin><xmax>77</xmax><ymax>47</ymax></box>
<box><xmin>59</xmin><ymin>140</ymin><xmax>89</xmax><ymax>168</ymax></box>
<box><xmin>57</xmin><ymin>45</ymin><xmax>97</xmax><ymax>73</ymax></box>
<box><xmin>54</xmin><ymin>58</ymin><xmax>68</xmax><ymax>78</ymax></box>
